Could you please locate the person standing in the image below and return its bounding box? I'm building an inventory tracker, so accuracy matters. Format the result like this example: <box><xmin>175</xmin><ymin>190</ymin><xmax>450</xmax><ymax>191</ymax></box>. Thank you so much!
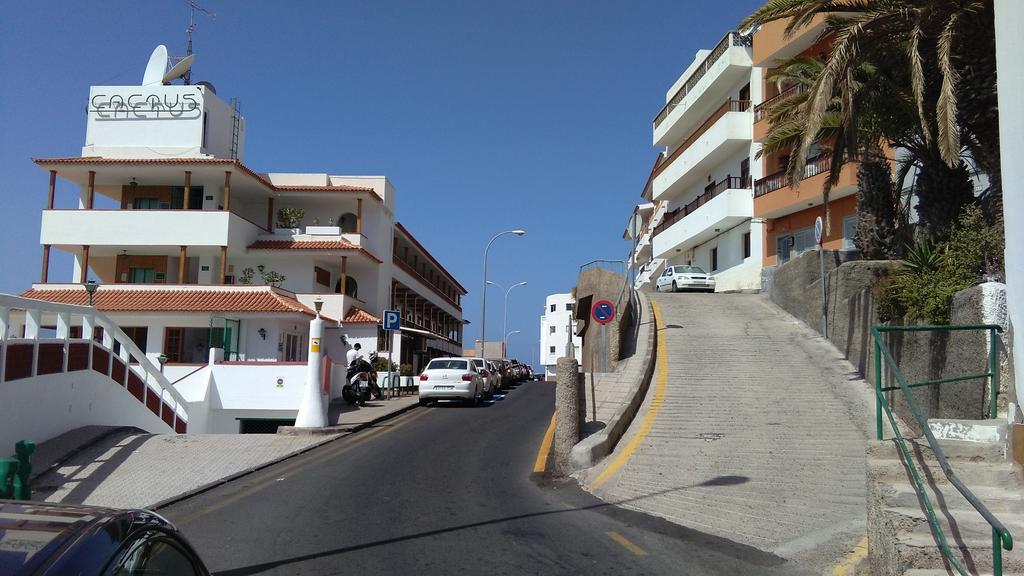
<box><xmin>346</xmin><ymin>343</ymin><xmax>363</xmax><ymax>367</ymax></box>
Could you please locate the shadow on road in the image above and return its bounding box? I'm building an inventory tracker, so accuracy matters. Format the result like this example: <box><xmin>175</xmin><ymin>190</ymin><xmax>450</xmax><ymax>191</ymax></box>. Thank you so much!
<box><xmin>212</xmin><ymin>475</ymin><xmax>779</xmax><ymax>576</ymax></box>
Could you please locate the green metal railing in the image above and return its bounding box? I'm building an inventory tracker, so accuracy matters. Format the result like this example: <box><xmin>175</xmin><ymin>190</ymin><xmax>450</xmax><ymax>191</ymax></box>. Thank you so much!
<box><xmin>872</xmin><ymin>323</ymin><xmax>1012</xmax><ymax>575</ymax></box>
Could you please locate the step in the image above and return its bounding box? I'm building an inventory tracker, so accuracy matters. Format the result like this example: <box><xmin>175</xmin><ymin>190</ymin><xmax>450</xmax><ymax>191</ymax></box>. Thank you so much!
<box><xmin>881</xmin><ymin>482</ymin><xmax>1024</xmax><ymax>516</ymax></box>
<box><xmin>868</xmin><ymin>458</ymin><xmax>1021</xmax><ymax>488</ymax></box>
<box><xmin>891</xmin><ymin>522</ymin><xmax>1024</xmax><ymax>573</ymax></box>
<box><xmin>868</xmin><ymin>438</ymin><xmax>1009</xmax><ymax>463</ymax></box>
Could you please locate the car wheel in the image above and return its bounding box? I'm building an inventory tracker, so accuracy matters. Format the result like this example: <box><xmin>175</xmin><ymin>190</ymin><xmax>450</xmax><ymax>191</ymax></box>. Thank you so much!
<box><xmin>672</xmin><ymin>281</ymin><xmax>678</xmax><ymax>292</ymax></box>
<box><xmin>418</xmin><ymin>398</ymin><xmax>430</xmax><ymax>407</ymax></box>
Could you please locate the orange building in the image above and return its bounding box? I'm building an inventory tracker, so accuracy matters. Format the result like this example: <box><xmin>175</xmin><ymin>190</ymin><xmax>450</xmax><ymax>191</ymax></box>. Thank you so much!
<box><xmin>751</xmin><ymin>16</ymin><xmax>860</xmax><ymax>267</ymax></box>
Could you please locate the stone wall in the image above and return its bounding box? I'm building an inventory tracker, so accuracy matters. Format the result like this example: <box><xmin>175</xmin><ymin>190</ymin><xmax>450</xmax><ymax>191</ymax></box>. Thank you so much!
<box><xmin>575</xmin><ymin>268</ymin><xmax>632</xmax><ymax>373</ymax></box>
<box><xmin>769</xmin><ymin>250</ymin><xmax>1014</xmax><ymax>430</ymax></box>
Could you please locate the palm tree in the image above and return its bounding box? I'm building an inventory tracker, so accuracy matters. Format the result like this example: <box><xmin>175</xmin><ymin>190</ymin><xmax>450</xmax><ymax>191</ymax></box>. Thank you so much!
<box><xmin>741</xmin><ymin>0</ymin><xmax>997</xmax><ymax>242</ymax></box>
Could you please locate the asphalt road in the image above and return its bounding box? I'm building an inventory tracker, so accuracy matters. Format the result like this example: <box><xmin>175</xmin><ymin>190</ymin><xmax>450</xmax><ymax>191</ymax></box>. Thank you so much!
<box><xmin>161</xmin><ymin>381</ymin><xmax>811</xmax><ymax>575</ymax></box>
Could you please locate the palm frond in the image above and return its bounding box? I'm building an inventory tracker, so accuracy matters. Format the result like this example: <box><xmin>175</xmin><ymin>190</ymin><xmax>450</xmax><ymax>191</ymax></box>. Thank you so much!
<box><xmin>935</xmin><ymin>10</ymin><xmax>962</xmax><ymax>167</ymax></box>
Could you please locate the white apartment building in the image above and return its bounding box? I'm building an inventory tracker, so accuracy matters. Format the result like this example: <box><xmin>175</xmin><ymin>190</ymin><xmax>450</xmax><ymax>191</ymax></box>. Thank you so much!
<box><xmin>631</xmin><ymin>31</ymin><xmax>764</xmax><ymax>292</ymax></box>
<box><xmin>539</xmin><ymin>293</ymin><xmax>581</xmax><ymax>379</ymax></box>
<box><xmin>11</xmin><ymin>45</ymin><xmax>466</xmax><ymax>433</ymax></box>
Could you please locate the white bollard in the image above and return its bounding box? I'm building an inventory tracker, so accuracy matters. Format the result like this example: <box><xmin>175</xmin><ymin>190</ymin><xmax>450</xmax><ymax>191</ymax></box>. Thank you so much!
<box><xmin>295</xmin><ymin>314</ymin><xmax>327</xmax><ymax>428</ymax></box>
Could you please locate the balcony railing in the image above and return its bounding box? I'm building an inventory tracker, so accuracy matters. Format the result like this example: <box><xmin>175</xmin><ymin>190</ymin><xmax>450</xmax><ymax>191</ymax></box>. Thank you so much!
<box><xmin>652</xmin><ymin>99</ymin><xmax>752</xmax><ymax>180</ymax></box>
<box><xmin>754</xmin><ymin>154</ymin><xmax>832</xmax><ymax>198</ymax></box>
<box><xmin>652</xmin><ymin>175</ymin><xmax>751</xmax><ymax>238</ymax></box>
<box><xmin>653</xmin><ymin>31</ymin><xmax>753</xmax><ymax>129</ymax></box>
<box><xmin>753</xmin><ymin>83</ymin><xmax>809</xmax><ymax>122</ymax></box>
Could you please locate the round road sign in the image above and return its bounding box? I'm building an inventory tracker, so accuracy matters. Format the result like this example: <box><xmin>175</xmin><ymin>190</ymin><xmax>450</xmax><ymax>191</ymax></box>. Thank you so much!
<box><xmin>592</xmin><ymin>300</ymin><xmax>616</xmax><ymax>325</ymax></box>
<box><xmin>814</xmin><ymin>216</ymin><xmax>824</xmax><ymax>245</ymax></box>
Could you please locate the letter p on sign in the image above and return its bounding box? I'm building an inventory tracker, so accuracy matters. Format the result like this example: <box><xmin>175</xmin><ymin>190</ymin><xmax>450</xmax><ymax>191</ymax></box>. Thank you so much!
<box><xmin>383</xmin><ymin>309</ymin><xmax>401</xmax><ymax>331</ymax></box>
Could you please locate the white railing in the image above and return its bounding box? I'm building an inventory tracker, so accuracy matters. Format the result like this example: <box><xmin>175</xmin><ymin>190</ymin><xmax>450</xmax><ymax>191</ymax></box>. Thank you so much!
<box><xmin>0</xmin><ymin>293</ymin><xmax>189</xmax><ymax>432</ymax></box>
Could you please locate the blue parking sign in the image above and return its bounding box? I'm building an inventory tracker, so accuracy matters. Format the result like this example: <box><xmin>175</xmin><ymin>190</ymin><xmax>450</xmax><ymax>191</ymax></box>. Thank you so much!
<box><xmin>383</xmin><ymin>309</ymin><xmax>401</xmax><ymax>331</ymax></box>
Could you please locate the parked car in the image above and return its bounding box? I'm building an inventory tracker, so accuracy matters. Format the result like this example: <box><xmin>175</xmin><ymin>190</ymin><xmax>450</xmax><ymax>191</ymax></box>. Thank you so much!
<box><xmin>419</xmin><ymin>357</ymin><xmax>484</xmax><ymax>406</ymax></box>
<box><xmin>487</xmin><ymin>358</ymin><xmax>513</xmax><ymax>389</ymax></box>
<box><xmin>656</xmin><ymin>265</ymin><xmax>716</xmax><ymax>293</ymax></box>
<box><xmin>0</xmin><ymin>499</ymin><xmax>210</xmax><ymax>576</ymax></box>
<box><xmin>467</xmin><ymin>357</ymin><xmax>499</xmax><ymax>397</ymax></box>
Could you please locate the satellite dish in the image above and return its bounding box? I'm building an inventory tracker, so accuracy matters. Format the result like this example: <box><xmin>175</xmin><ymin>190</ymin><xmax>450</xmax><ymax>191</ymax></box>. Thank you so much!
<box><xmin>196</xmin><ymin>80</ymin><xmax>216</xmax><ymax>95</ymax></box>
<box><xmin>142</xmin><ymin>45</ymin><xmax>169</xmax><ymax>86</ymax></box>
<box><xmin>162</xmin><ymin>54</ymin><xmax>195</xmax><ymax>84</ymax></box>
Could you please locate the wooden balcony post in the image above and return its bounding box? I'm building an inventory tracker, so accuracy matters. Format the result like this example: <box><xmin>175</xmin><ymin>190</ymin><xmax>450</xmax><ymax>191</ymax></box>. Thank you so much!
<box><xmin>179</xmin><ymin>246</ymin><xmax>188</xmax><ymax>284</ymax></box>
<box><xmin>356</xmin><ymin>198</ymin><xmax>363</xmax><ymax>235</ymax></box>
<box><xmin>86</xmin><ymin>170</ymin><xmax>96</xmax><ymax>209</ymax></box>
<box><xmin>40</xmin><ymin>245</ymin><xmax>51</xmax><ymax>283</ymax></box>
<box><xmin>267</xmin><ymin>197</ymin><xmax>275</xmax><ymax>231</ymax></box>
<box><xmin>47</xmin><ymin>170</ymin><xmax>56</xmax><ymax>209</ymax></box>
<box><xmin>223</xmin><ymin>171</ymin><xmax>232</xmax><ymax>211</ymax></box>
<box><xmin>183</xmin><ymin>171</ymin><xmax>192</xmax><ymax>210</ymax></box>
<box><xmin>340</xmin><ymin>256</ymin><xmax>348</xmax><ymax>296</ymax></box>
<box><xmin>219</xmin><ymin>247</ymin><xmax>228</xmax><ymax>284</ymax></box>
<box><xmin>81</xmin><ymin>245</ymin><xmax>91</xmax><ymax>282</ymax></box>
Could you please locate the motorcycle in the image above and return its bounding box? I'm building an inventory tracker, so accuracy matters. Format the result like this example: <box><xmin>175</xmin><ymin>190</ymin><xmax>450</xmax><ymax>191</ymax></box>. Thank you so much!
<box><xmin>342</xmin><ymin>352</ymin><xmax>380</xmax><ymax>406</ymax></box>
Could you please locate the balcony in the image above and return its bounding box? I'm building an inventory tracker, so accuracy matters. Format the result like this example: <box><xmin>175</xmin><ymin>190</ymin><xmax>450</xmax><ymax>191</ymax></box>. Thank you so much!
<box><xmin>752</xmin><ymin>14</ymin><xmax>831</xmax><ymax>67</ymax></box>
<box><xmin>651</xmin><ymin>177</ymin><xmax>752</xmax><ymax>258</ymax></box>
<box><xmin>41</xmin><ymin>209</ymin><xmax>265</xmax><ymax>249</ymax></box>
<box><xmin>752</xmin><ymin>83</ymin><xmax>809</xmax><ymax>141</ymax></box>
<box><xmin>259</xmin><ymin>225</ymin><xmax>364</xmax><ymax>247</ymax></box>
<box><xmin>753</xmin><ymin>154</ymin><xmax>858</xmax><ymax>218</ymax></box>
<box><xmin>651</xmin><ymin>100</ymin><xmax>752</xmax><ymax>202</ymax></box>
<box><xmin>653</xmin><ymin>31</ymin><xmax>753</xmax><ymax>147</ymax></box>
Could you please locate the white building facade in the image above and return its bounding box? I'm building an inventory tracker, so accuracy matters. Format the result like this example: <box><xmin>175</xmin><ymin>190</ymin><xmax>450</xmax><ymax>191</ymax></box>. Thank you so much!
<box><xmin>631</xmin><ymin>31</ymin><xmax>764</xmax><ymax>292</ymax></box>
<box><xmin>539</xmin><ymin>293</ymin><xmax>581</xmax><ymax>379</ymax></box>
<box><xmin>14</xmin><ymin>46</ymin><xmax>466</xmax><ymax>433</ymax></box>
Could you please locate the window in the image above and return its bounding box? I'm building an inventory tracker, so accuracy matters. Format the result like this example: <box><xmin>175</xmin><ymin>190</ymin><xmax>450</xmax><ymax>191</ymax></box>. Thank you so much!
<box><xmin>109</xmin><ymin>535</ymin><xmax>201</xmax><ymax>576</ymax></box>
<box><xmin>129</xmin><ymin>267</ymin><xmax>155</xmax><ymax>284</ymax></box>
<box><xmin>565</xmin><ymin>303</ymin><xmax>574</xmax><ymax>311</ymax></box>
<box><xmin>314</xmin><ymin>266</ymin><xmax>330</xmax><ymax>287</ymax></box>
<box><xmin>426</xmin><ymin>359</ymin><xmax>468</xmax><ymax>370</ymax></box>
<box><xmin>549</xmin><ymin>326</ymin><xmax>556</xmax><ymax>334</ymax></box>
<box><xmin>549</xmin><ymin>346</ymin><xmax>556</xmax><ymax>354</ymax></box>
<box><xmin>842</xmin><ymin>215</ymin><xmax>857</xmax><ymax>250</ymax></box>
<box><xmin>711</xmin><ymin>248</ymin><xmax>718</xmax><ymax>271</ymax></box>
<box><xmin>743</xmin><ymin>232</ymin><xmax>751</xmax><ymax>259</ymax></box>
<box><xmin>133</xmin><ymin>198</ymin><xmax>159</xmax><ymax>209</ymax></box>
<box><xmin>550</xmin><ymin>304</ymin><xmax>556</xmax><ymax>312</ymax></box>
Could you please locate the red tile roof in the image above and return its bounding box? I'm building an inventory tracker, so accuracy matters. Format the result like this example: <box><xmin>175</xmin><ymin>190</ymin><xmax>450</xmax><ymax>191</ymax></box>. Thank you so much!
<box><xmin>32</xmin><ymin>157</ymin><xmax>381</xmax><ymax>200</ymax></box>
<box><xmin>246</xmin><ymin>240</ymin><xmax>383</xmax><ymax>263</ymax></box>
<box><xmin>342</xmin><ymin>306</ymin><xmax>380</xmax><ymax>324</ymax></box>
<box><xmin>20</xmin><ymin>286</ymin><xmax>319</xmax><ymax>317</ymax></box>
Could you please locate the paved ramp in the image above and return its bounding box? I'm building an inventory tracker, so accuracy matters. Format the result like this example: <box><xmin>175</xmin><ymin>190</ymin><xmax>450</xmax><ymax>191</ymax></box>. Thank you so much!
<box><xmin>582</xmin><ymin>293</ymin><xmax>876</xmax><ymax>570</ymax></box>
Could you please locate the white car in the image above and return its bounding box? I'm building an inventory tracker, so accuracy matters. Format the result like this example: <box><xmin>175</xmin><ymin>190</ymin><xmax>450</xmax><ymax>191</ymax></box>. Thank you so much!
<box><xmin>419</xmin><ymin>357</ymin><xmax>484</xmax><ymax>406</ymax></box>
<box><xmin>467</xmin><ymin>357</ymin><xmax>499</xmax><ymax>397</ymax></box>
<box><xmin>656</xmin><ymin>265</ymin><xmax>716</xmax><ymax>293</ymax></box>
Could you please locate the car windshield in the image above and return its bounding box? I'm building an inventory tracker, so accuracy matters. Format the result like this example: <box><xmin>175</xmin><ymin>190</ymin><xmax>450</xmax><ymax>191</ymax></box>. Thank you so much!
<box><xmin>677</xmin><ymin>266</ymin><xmax>706</xmax><ymax>274</ymax></box>
<box><xmin>427</xmin><ymin>359</ymin><xmax>468</xmax><ymax>370</ymax></box>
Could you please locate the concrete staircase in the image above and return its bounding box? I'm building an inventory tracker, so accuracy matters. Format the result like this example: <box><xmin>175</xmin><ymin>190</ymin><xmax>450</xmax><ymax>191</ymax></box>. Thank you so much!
<box><xmin>867</xmin><ymin>429</ymin><xmax>1024</xmax><ymax>575</ymax></box>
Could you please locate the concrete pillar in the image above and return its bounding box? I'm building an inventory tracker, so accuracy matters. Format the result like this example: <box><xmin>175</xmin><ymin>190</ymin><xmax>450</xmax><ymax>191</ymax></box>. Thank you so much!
<box><xmin>295</xmin><ymin>314</ymin><xmax>327</xmax><ymax>428</ymax></box>
<box><xmin>553</xmin><ymin>356</ymin><xmax>581</xmax><ymax>475</ymax></box>
<box><xmin>25</xmin><ymin>310</ymin><xmax>41</xmax><ymax>339</ymax></box>
<box><xmin>47</xmin><ymin>170</ymin><xmax>56</xmax><ymax>209</ymax></box>
<box><xmin>995</xmin><ymin>0</ymin><xmax>1024</xmax><ymax>411</ymax></box>
<box><xmin>341</xmin><ymin>256</ymin><xmax>348</xmax><ymax>296</ymax></box>
<box><xmin>40</xmin><ymin>245</ymin><xmax>50</xmax><ymax>283</ymax></box>
<box><xmin>267</xmin><ymin>197</ymin><xmax>275</xmax><ymax>231</ymax></box>
<box><xmin>179</xmin><ymin>246</ymin><xmax>187</xmax><ymax>284</ymax></box>
<box><xmin>219</xmin><ymin>246</ymin><xmax>227</xmax><ymax>284</ymax></box>
<box><xmin>80</xmin><ymin>246</ymin><xmax>91</xmax><ymax>282</ymax></box>
<box><xmin>55</xmin><ymin>312</ymin><xmax>71</xmax><ymax>339</ymax></box>
<box><xmin>86</xmin><ymin>170</ymin><xmax>95</xmax><ymax>209</ymax></box>
<box><xmin>356</xmin><ymin>198</ymin><xmax>363</xmax><ymax>235</ymax></box>
<box><xmin>223</xmin><ymin>171</ymin><xmax>232</xmax><ymax>211</ymax></box>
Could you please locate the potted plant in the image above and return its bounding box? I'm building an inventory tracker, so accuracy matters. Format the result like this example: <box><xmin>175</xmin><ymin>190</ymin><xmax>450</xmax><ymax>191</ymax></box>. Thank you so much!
<box><xmin>276</xmin><ymin>207</ymin><xmax>305</xmax><ymax>233</ymax></box>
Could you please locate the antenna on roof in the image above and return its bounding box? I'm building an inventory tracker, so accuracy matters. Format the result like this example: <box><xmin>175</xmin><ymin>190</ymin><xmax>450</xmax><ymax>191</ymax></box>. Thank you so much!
<box><xmin>182</xmin><ymin>0</ymin><xmax>215</xmax><ymax>84</ymax></box>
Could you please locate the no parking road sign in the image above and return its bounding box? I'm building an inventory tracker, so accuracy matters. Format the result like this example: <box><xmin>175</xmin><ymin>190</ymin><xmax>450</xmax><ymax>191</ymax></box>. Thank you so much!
<box><xmin>592</xmin><ymin>300</ymin><xmax>615</xmax><ymax>325</ymax></box>
<box><xmin>383</xmin><ymin>309</ymin><xmax>401</xmax><ymax>331</ymax></box>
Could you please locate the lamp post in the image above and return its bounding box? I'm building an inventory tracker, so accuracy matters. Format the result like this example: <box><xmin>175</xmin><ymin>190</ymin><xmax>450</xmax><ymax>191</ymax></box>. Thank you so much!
<box><xmin>83</xmin><ymin>279</ymin><xmax>99</xmax><ymax>307</ymax></box>
<box><xmin>493</xmin><ymin>280</ymin><xmax>527</xmax><ymax>357</ymax></box>
<box><xmin>481</xmin><ymin>229</ymin><xmax>525</xmax><ymax>358</ymax></box>
<box><xmin>505</xmin><ymin>330</ymin><xmax>521</xmax><ymax>359</ymax></box>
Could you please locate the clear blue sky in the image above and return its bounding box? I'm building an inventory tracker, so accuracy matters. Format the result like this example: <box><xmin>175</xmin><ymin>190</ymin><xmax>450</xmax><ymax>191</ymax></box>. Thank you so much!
<box><xmin>0</xmin><ymin>0</ymin><xmax>762</xmax><ymax>366</ymax></box>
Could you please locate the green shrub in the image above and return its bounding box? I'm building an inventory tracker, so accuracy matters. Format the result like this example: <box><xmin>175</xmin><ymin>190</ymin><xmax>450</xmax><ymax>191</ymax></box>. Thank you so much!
<box><xmin>882</xmin><ymin>206</ymin><xmax>1003</xmax><ymax>324</ymax></box>
<box><xmin>372</xmin><ymin>356</ymin><xmax>397</xmax><ymax>373</ymax></box>
<box><xmin>277</xmin><ymin>207</ymin><xmax>305</xmax><ymax>229</ymax></box>
<box><xmin>400</xmin><ymin>363</ymin><xmax>413</xmax><ymax>376</ymax></box>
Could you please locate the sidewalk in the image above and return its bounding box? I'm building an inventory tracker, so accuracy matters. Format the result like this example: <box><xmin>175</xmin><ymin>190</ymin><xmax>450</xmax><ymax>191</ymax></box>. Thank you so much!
<box><xmin>30</xmin><ymin>395</ymin><xmax>419</xmax><ymax>509</ymax></box>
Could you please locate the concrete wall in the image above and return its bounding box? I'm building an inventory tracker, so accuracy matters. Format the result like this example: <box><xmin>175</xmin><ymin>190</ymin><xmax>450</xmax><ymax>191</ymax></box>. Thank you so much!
<box><xmin>1</xmin><ymin>370</ymin><xmax>172</xmax><ymax>450</ymax></box>
<box><xmin>575</xmin><ymin>268</ymin><xmax>632</xmax><ymax>373</ymax></box>
<box><xmin>769</xmin><ymin>250</ymin><xmax>1014</xmax><ymax>429</ymax></box>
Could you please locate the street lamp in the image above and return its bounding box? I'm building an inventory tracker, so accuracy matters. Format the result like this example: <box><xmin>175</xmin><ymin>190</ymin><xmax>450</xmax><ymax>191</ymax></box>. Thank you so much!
<box><xmin>481</xmin><ymin>229</ymin><xmax>525</xmax><ymax>358</ymax></box>
<box><xmin>505</xmin><ymin>330</ymin><xmax>521</xmax><ymax>358</ymax></box>
<box><xmin>490</xmin><ymin>280</ymin><xmax>527</xmax><ymax>357</ymax></box>
<box><xmin>83</xmin><ymin>279</ymin><xmax>99</xmax><ymax>307</ymax></box>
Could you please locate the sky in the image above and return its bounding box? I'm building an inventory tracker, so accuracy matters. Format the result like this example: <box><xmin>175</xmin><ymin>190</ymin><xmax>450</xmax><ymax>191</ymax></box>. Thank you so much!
<box><xmin>0</xmin><ymin>0</ymin><xmax>763</xmax><ymax>367</ymax></box>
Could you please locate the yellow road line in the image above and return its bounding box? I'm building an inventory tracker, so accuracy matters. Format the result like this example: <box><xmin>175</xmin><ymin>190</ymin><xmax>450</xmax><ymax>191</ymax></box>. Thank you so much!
<box><xmin>588</xmin><ymin>300</ymin><xmax>667</xmax><ymax>490</ymax></box>
<box><xmin>607</xmin><ymin>531</ymin><xmax>648</xmax><ymax>556</ymax></box>
<box><xmin>832</xmin><ymin>535</ymin><xmax>868</xmax><ymax>576</ymax></box>
<box><xmin>533</xmin><ymin>413</ymin><xmax>557</xmax><ymax>473</ymax></box>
